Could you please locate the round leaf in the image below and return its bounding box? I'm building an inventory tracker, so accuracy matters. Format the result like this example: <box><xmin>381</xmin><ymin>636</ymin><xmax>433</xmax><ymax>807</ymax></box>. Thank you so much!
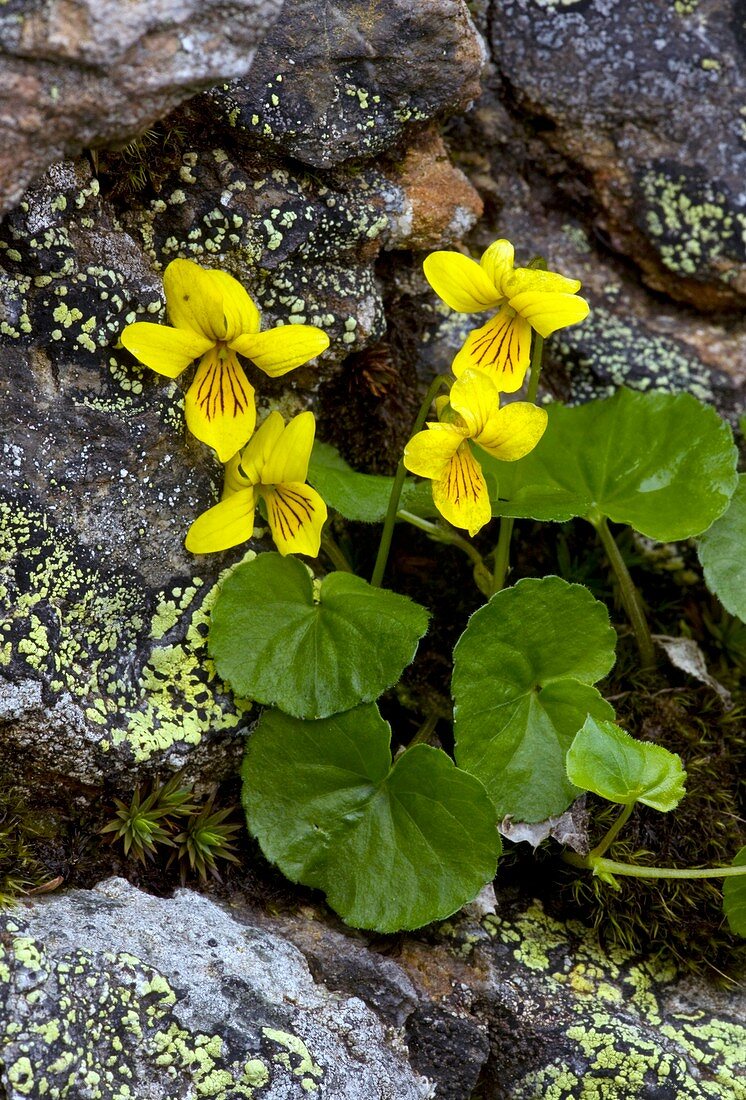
<box><xmin>698</xmin><ymin>474</ymin><xmax>746</xmax><ymax>620</ymax></box>
<box><xmin>723</xmin><ymin>847</ymin><xmax>746</xmax><ymax>937</ymax></box>
<box><xmin>210</xmin><ymin>554</ymin><xmax>429</xmax><ymax>719</ymax></box>
<box><xmin>242</xmin><ymin>705</ymin><xmax>501</xmax><ymax>932</ymax></box>
<box><xmin>483</xmin><ymin>388</ymin><xmax>738</xmax><ymax>540</ymax></box>
<box><xmin>452</xmin><ymin>577</ymin><xmax>617</xmax><ymax>822</ymax></box>
<box><xmin>566</xmin><ymin>716</ymin><xmax>687</xmax><ymax>812</ymax></box>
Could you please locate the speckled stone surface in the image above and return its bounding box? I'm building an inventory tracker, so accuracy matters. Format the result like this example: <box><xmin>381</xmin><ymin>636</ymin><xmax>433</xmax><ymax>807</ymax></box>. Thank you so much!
<box><xmin>0</xmin><ymin>878</ymin><xmax>434</xmax><ymax>1100</ymax></box>
<box><xmin>486</xmin><ymin>0</ymin><xmax>746</xmax><ymax>310</ymax></box>
<box><xmin>205</xmin><ymin>0</ymin><xmax>484</xmax><ymax>168</ymax></box>
<box><xmin>2</xmin><ymin>883</ymin><xmax>743</xmax><ymax>1100</ymax></box>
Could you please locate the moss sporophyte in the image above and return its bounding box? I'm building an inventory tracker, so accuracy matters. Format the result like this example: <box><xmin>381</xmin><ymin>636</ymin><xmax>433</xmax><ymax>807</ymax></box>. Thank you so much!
<box><xmin>120</xmin><ymin>259</ymin><xmax>329</xmax><ymax>461</ymax></box>
<box><xmin>185</xmin><ymin>411</ymin><xmax>327</xmax><ymax>557</ymax></box>
<box><xmin>423</xmin><ymin>238</ymin><xmax>589</xmax><ymax>392</ymax></box>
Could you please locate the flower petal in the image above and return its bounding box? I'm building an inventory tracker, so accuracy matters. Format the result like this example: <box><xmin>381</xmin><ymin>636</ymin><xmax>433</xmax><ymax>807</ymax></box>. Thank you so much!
<box><xmin>503</xmin><ymin>268</ymin><xmax>582</xmax><ymax>298</ymax></box>
<box><xmin>163</xmin><ymin>259</ymin><xmax>228</xmax><ymax>341</ymax></box>
<box><xmin>262</xmin><ymin>411</ymin><xmax>315</xmax><ymax>486</ymax></box>
<box><xmin>508</xmin><ymin>290</ymin><xmax>590</xmax><ymax>338</ymax></box>
<box><xmin>231</xmin><ymin>324</ymin><xmax>329</xmax><ymax>377</ymax></box>
<box><xmin>120</xmin><ymin>322</ymin><xmax>212</xmax><ymax>377</ymax></box>
<box><xmin>184</xmin><ymin>349</ymin><xmax>256</xmax><ymax>462</ymax></box>
<box><xmin>423</xmin><ymin>251</ymin><xmax>503</xmax><ymax>313</ymax></box>
<box><xmin>448</xmin><ymin>368</ymin><xmax>501</xmax><ymax>440</ymax></box>
<box><xmin>208</xmin><ymin>270</ymin><xmax>261</xmax><ymax>341</ymax></box>
<box><xmin>224</xmin><ymin>411</ymin><xmax>285</xmax><ymax>495</ymax></box>
<box><xmin>474</xmin><ymin>402</ymin><xmax>548</xmax><ymax>461</ymax></box>
<box><xmin>432</xmin><ymin>443</ymin><xmax>492</xmax><ymax>537</ymax></box>
<box><xmin>263</xmin><ymin>482</ymin><xmax>327</xmax><ymax>557</ymax></box>
<box><xmin>185</xmin><ymin>488</ymin><xmax>257</xmax><ymax>554</ymax></box>
<box><xmin>480</xmin><ymin>239</ymin><xmax>515</xmax><ymax>292</ymax></box>
<box><xmin>404</xmin><ymin>423</ymin><xmax>465</xmax><ymax>480</ymax></box>
<box><xmin>451</xmin><ymin>306</ymin><xmax>532</xmax><ymax>393</ymax></box>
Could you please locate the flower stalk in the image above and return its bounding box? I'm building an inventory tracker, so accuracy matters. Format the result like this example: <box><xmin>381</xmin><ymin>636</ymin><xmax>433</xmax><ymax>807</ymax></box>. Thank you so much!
<box><xmin>593</xmin><ymin>516</ymin><xmax>656</xmax><ymax>669</ymax></box>
<box><xmin>371</xmin><ymin>374</ymin><xmax>451</xmax><ymax>587</ymax></box>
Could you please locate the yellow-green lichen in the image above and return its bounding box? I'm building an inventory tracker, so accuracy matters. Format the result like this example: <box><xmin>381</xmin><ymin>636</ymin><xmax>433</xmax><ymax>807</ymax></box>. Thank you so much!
<box><xmin>0</xmin><ymin>937</ymin><xmax>281</xmax><ymax>1099</ymax></box>
<box><xmin>481</xmin><ymin>903</ymin><xmax>745</xmax><ymax>1099</ymax></box>
<box><xmin>0</xmin><ymin>500</ymin><xmax>252</xmax><ymax>764</ymax></box>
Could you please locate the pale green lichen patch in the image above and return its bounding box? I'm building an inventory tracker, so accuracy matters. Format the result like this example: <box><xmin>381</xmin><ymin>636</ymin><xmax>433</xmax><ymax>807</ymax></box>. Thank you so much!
<box><xmin>0</xmin><ymin>498</ymin><xmax>251</xmax><ymax>766</ymax></box>
<box><xmin>552</xmin><ymin>305</ymin><xmax>720</xmax><ymax>405</ymax></box>
<box><xmin>0</xmin><ymin>934</ymin><xmax>278</xmax><ymax>1099</ymax></box>
<box><xmin>636</xmin><ymin>162</ymin><xmax>746</xmax><ymax>281</ymax></box>
<box><xmin>481</xmin><ymin>902</ymin><xmax>746</xmax><ymax>1099</ymax></box>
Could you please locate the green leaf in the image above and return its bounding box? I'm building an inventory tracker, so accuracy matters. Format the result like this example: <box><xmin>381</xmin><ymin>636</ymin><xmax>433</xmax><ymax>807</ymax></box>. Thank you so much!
<box><xmin>481</xmin><ymin>388</ymin><xmax>738</xmax><ymax>541</ymax></box>
<box><xmin>308</xmin><ymin>441</ymin><xmax>435</xmax><ymax>522</ymax></box>
<box><xmin>209</xmin><ymin>553</ymin><xmax>429</xmax><ymax>719</ymax></box>
<box><xmin>452</xmin><ymin>577</ymin><xmax>617</xmax><ymax>822</ymax></box>
<box><xmin>566</xmin><ymin>716</ymin><xmax>687</xmax><ymax>812</ymax></box>
<box><xmin>242</xmin><ymin>705</ymin><xmax>501</xmax><ymax>932</ymax></box>
<box><xmin>722</xmin><ymin>847</ymin><xmax>746</xmax><ymax>937</ymax></box>
<box><xmin>697</xmin><ymin>474</ymin><xmax>746</xmax><ymax>621</ymax></box>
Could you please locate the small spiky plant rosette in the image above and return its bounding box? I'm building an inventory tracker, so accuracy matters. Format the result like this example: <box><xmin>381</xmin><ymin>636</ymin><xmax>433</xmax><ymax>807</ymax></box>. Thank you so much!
<box><xmin>170</xmin><ymin>793</ymin><xmax>242</xmax><ymax>884</ymax></box>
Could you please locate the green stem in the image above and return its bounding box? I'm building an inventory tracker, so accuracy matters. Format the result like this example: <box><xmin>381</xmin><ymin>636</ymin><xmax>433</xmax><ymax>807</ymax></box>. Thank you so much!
<box><xmin>591</xmin><ymin>859</ymin><xmax>746</xmax><ymax>882</ymax></box>
<box><xmin>320</xmin><ymin>533</ymin><xmax>353</xmax><ymax>574</ymax></box>
<box><xmin>491</xmin><ymin>517</ymin><xmax>514</xmax><ymax>594</ymax></box>
<box><xmin>407</xmin><ymin>712</ymin><xmax>439</xmax><ymax>748</ymax></box>
<box><xmin>371</xmin><ymin>374</ymin><xmax>450</xmax><ymax>588</ymax></box>
<box><xmin>593</xmin><ymin>516</ymin><xmax>656</xmax><ymax>669</ymax></box>
<box><xmin>488</xmin><ymin>330</ymin><xmax>546</xmax><ymax>595</ymax></box>
<box><xmin>588</xmin><ymin>803</ymin><xmax>634</xmax><ymax>861</ymax></box>
<box><xmin>398</xmin><ymin>509</ymin><xmax>492</xmax><ymax>597</ymax></box>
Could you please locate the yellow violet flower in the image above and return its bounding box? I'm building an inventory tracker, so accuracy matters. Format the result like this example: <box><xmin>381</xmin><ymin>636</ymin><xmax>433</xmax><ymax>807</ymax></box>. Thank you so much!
<box><xmin>121</xmin><ymin>259</ymin><xmax>330</xmax><ymax>462</ymax></box>
<box><xmin>423</xmin><ymin>239</ymin><xmax>589</xmax><ymax>393</ymax></box>
<box><xmin>403</xmin><ymin>369</ymin><xmax>547</xmax><ymax>536</ymax></box>
<box><xmin>185</xmin><ymin>410</ymin><xmax>327</xmax><ymax>556</ymax></box>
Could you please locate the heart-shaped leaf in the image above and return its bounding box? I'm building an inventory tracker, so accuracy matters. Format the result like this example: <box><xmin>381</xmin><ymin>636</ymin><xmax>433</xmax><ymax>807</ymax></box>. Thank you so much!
<box><xmin>452</xmin><ymin>577</ymin><xmax>617</xmax><ymax>822</ymax></box>
<box><xmin>308</xmin><ymin>441</ymin><xmax>436</xmax><ymax>522</ymax></box>
<box><xmin>722</xmin><ymin>847</ymin><xmax>746</xmax><ymax>937</ymax></box>
<box><xmin>210</xmin><ymin>554</ymin><xmax>429</xmax><ymax>719</ymax></box>
<box><xmin>698</xmin><ymin>474</ymin><xmax>746</xmax><ymax>621</ymax></box>
<box><xmin>566</xmin><ymin>716</ymin><xmax>686</xmax><ymax>812</ymax></box>
<box><xmin>242</xmin><ymin>705</ymin><xmax>501</xmax><ymax>931</ymax></box>
<box><xmin>481</xmin><ymin>388</ymin><xmax>737</xmax><ymax>541</ymax></box>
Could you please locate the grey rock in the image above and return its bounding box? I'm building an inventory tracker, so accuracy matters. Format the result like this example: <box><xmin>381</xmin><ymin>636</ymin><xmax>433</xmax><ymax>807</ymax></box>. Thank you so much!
<box><xmin>0</xmin><ymin>878</ymin><xmax>434</xmax><ymax>1099</ymax></box>
<box><xmin>0</xmin><ymin>0</ymin><xmax>284</xmax><ymax>213</ymax></box>
<box><xmin>486</xmin><ymin>0</ymin><xmax>746</xmax><ymax>308</ymax></box>
<box><xmin>205</xmin><ymin>0</ymin><xmax>485</xmax><ymax>168</ymax></box>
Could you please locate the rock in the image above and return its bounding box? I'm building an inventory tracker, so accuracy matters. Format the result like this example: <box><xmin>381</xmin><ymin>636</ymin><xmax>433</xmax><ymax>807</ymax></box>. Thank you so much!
<box><xmin>0</xmin><ymin>0</ymin><xmax>283</xmax><ymax>214</ymax></box>
<box><xmin>205</xmin><ymin>0</ymin><xmax>485</xmax><ymax>169</ymax></box>
<box><xmin>0</xmin><ymin>878</ymin><xmax>434</xmax><ymax>1099</ymax></box>
<box><xmin>2</xmin><ymin>883</ymin><xmax>743</xmax><ymax>1099</ymax></box>
<box><xmin>485</xmin><ymin>0</ymin><xmax>746</xmax><ymax>309</ymax></box>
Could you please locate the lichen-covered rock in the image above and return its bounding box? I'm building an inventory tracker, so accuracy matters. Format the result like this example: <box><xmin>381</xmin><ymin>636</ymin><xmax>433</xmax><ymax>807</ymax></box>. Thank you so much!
<box><xmin>0</xmin><ymin>0</ymin><xmax>283</xmax><ymax>213</ymax></box>
<box><xmin>3</xmin><ymin>883</ymin><xmax>743</xmax><ymax>1100</ymax></box>
<box><xmin>486</xmin><ymin>0</ymin><xmax>746</xmax><ymax>309</ymax></box>
<box><xmin>205</xmin><ymin>0</ymin><xmax>484</xmax><ymax>168</ymax></box>
<box><xmin>273</xmin><ymin>898</ymin><xmax>746</xmax><ymax>1100</ymax></box>
<box><xmin>0</xmin><ymin>878</ymin><xmax>434</xmax><ymax>1100</ymax></box>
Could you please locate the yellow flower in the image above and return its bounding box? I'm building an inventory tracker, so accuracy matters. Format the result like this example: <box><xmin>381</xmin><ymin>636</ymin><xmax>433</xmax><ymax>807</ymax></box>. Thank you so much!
<box><xmin>423</xmin><ymin>239</ymin><xmax>589</xmax><ymax>393</ymax></box>
<box><xmin>403</xmin><ymin>369</ymin><xmax>547</xmax><ymax>536</ymax></box>
<box><xmin>185</xmin><ymin>411</ymin><xmax>327</xmax><ymax>556</ymax></box>
<box><xmin>121</xmin><ymin>259</ymin><xmax>329</xmax><ymax>462</ymax></box>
